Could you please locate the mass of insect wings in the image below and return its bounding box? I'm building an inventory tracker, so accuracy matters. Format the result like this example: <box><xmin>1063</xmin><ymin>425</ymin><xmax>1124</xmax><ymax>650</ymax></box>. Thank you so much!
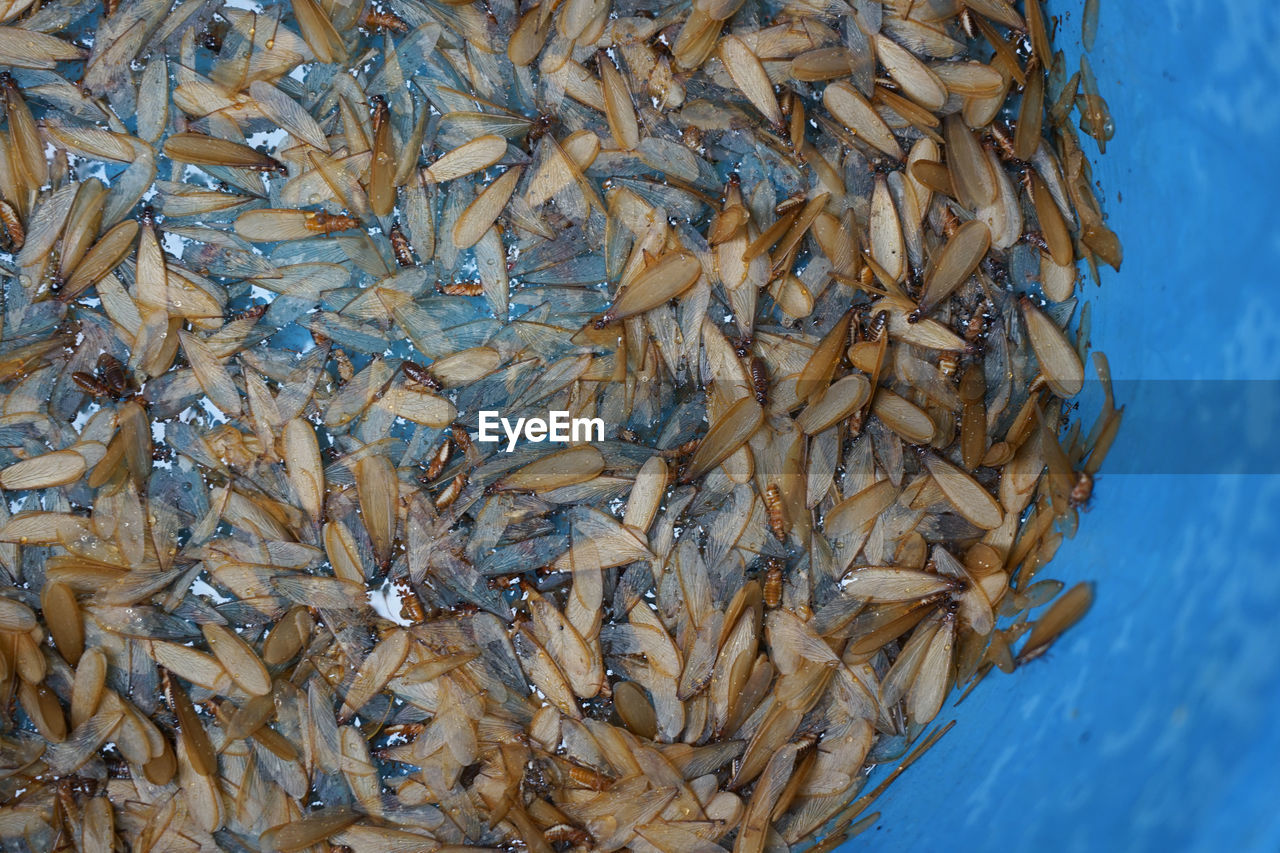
<box><xmin>0</xmin><ymin>0</ymin><xmax>1123</xmax><ymax>849</ymax></box>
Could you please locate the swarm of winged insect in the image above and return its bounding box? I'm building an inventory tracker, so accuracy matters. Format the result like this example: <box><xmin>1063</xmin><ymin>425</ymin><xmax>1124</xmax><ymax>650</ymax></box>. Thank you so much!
<box><xmin>0</xmin><ymin>0</ymin><xmax>1123</xmax><ymax>849</ymax></box>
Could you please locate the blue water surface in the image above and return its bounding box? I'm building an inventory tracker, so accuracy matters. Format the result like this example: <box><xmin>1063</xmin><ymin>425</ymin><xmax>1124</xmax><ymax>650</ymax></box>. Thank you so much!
<box><xmin>842</xmin><ymin>2</ymin><xmax>1280</xmax><ymax>851</ymax></box>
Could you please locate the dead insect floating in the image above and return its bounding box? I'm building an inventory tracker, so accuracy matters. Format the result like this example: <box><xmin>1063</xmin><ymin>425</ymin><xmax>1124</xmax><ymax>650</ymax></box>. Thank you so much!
<box><xmin>0</xmin><ymin>0</ymin><xmax>1123</xmax><ymax>849</ymax></box>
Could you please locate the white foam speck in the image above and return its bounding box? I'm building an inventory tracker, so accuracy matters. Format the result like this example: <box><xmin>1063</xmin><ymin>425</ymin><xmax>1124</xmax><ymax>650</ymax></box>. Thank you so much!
<box><xmin>191</xmin><ymin>577</ymin><xmax>231</xmax><ymax>604</ymax></box>
<box><xmin>368</xmin><ymin>581</ymin><xmax>412</xmax><ymax>626</ymax></box>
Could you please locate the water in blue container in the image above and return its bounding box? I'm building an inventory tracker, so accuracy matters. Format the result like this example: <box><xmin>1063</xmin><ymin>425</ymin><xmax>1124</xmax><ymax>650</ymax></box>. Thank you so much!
<box><xmin>844</xmin><ymin>2</ymin><xmax>1280</xmax><ymax>851</ymax></box>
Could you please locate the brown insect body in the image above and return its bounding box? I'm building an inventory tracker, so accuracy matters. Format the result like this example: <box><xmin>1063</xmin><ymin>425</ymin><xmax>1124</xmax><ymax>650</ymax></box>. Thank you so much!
<box><xmin>362</xmin><ymin>7</ymin><xmax>409</xmax><ymax>32</ymax></box>
<box><xmin>440</xmin><ymin>282</ymin><xmax>484</xmax><ymax>296</ymax></box>
<box><xmin>763</xmin><ymin>558</ymin><xmax>784</xmax><ymax>607</ymax></box>
<box><xmin>435</xmin><ymin>472</ymin><xmax>467</xmax><ymax>509</ymax></box>
<box><xmin>199</xmin><ymin>21</ymin><xmax>227</xmax><ymax>51</ymax></box>
<box><xmin>72</xmin><ymin>371</ymin><xmax>112</xmax><ymax>398</ymax></box>
<box><xmin>226</xmin><ymin>304</ymin><xmax>268</xmax><ymax>323</ymax></box>
<box><xmin>389</xmin><ymin>224</ymin><xmax>415</xmax><ymax>267</ymax></box>
<box><xmin>0</xmin><ymin>200</ymin><xmax>24</xmax><ymax>251</ymax></box>
<box><xmin>393</xmin><ymin>578</ymin><xmax>426</xmax><ymax>622</ymax></box>
<box><xmin>370</xmin><ymin>95</ymin><xmax>389</xmax><ymax>131</ymax></box>
<box><xmin>401</xmin><ymin>361</ymin><xmax>443</xmax><ymax>391</ymax></box>
<box><xmin>74</xmin><ymin>353</ymin><xmax>134</xmax><ymax>400</ymax></box>
<box><xmin>451</xmin><ymin>427</ymin><xmax>473</xmax><ymax>455</ymax></box>
<box><xmin>526</xmin><ymin>113</ymin><xmax>558</xmax><ymax>148</ymax></box>
<box><xmin>988</xmin><ymin>123</ymin><xmax>1019</xmax><ymax>162</ymax></box>
<box><xmin>1024</xmin><ymin>230</ymin><xmax>1051</xmax><ymax>252</ymax></box>
<box><xmin>424</xmin><ymin>440</ymin><xmax>451</xmax><ymax>480</ymax></box>
<box><xmin>97</xmin><ymin>354</ymin><xmax>130</xmax><ymax>397</ymax></box>
<box><xmin>965</xmin><ymin>301</ymin><xmax>992</xmax><ymax>343</ymax></box>
<box><xmin>749</xmin><ymin>357</ymin><xmax>768</xmax><ymax>406</ymax></box>
<box><xmin>657</xmin><ymin>438</ymin><xmax>700</xmax><ymax>459</ymax></box>
<box><xmin>764</xmin><ymin>484</ymin><xmax>786</xmax><ymax>542</ymax></box>
<box><xmin>866</xmin><ymin>310</ymin><xmax>889</xmax><ymax>343</ymax></box>
<box><xmin>1068</xmin><ymin>470</ymin><xmax>1094</xmax><ymax>508</ymax></box>
<box><xmin>333</xmin><ymin>348</ymin><xmax>355</xmax><ymax>382</ymax></box>
<box><xmin>305</xmin><ymin>211</ymin><xmax>361</xmax><ymax>234</ymax></box>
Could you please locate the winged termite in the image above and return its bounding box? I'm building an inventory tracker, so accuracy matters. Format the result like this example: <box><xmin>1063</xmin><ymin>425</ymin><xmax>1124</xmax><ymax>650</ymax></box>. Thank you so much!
<box><xmin>2</xmin><ymin>76</ymin><xmax>45</xmax><ymax>192</ymax></box>
<box><xmin>425</xmin><ymin>348</ymin><xmax>501</xmax><ymax>387</ymax></box>
<box><xmin>1082</xmin><ymin>220</ymin><xmax>1123</xmax><ymax>271</ymax></box>
<box><xmin>261</xmin><ymin>809</ymin><xmax>360</xmax><ymax>853</ymax></box>
<box><xmin>364</xmin><ymin>96</ymin><xmax>396</xmax><ymax>218</ymax></box>
<box><xmin>956</xmin><ymin>363</ymin><xmax>988</xmax><ymax>470</ymax></box>
<box><xmin>877</xmin><ymin>88</ymin><xmax>945</xmax><ymax>145</ymax></box>
<box><xmin>1029</xmin><ymin>171</ymin><xmax>1074</xmax><ymax>267</ymax></box>
<box><xmin>247</xmin><ymin>80</ymin><xmax>328</xmax><ymax>153</ymax></box>
<box><xmin>151</xmin><ymin>640</ymin><xmax>231</xmax><ymax>693</ymax></box>
<box><xmin>59</xmin><ymin>219</ymin><xmax>138</xmax><ymax>300</ymax></box>
<box><xmin>597</xmin><ymin>53</ymin><xmax>641</xmax><ymax>151</ymax></box>
<box><xmin>1014</xmin><ymin>66</ymin><xmax>1047</xmax><ymax>162</ymax></box>
<box><xmin>874</xmin><ymin>34</ymin><xmax>947</xmax><ymax>111</ymax></box>
<box><xmin>16</xmin><ymin>681</ymin><xmax>65</xmax><ymax>744</ymax></box>
<box><xmin>1020</xmin><ymin>297</ymin><xmax>1085</xmax><ymax>397</ymax></box>
<box><xmin>452</xmin><ymin>167</ymin><xmax>521</xmax><ymax>250</ymax></box>
<box><xmin>163</xmin><ymin>133</ymin><xmax>285</xmax><ymax>173</ymax></box>
<box><xmin>681</xmin><ymin>397</ymin><xmax>762</xmax><ymax>483</ymax></box>
<box><xmin>509</xmin><ymin>6</ymin><xmax>551</xmax><ymax>66</ymax></box>
<box><xmin>920</xmin><ymin>451</ymin><xmax>1005</xmax><ymax>529</ymax></box>
<box><xmin>875</xmin><ymin>296</ymin><xmax>967</xmax><ymax>351</ymax></box>
<box><xmin>620</xmin><ymin>455</ymin><xmax>667</xmax><ymax>534</ymax></box>
<box><xmin>796</xmin><ymin>374</ymin><xmax>871</xmax><ymax>434</ymax></box>
<box><xmin>824</xmin><ymin>480</ymin><xmax>899</xmax><ymax>547</ymax></box>
<box><xmin>525</xmin><ymin>130</ymin><xmax>599</xmax><ymax>211</ymax></box>
<box><xmin>202</xmin><ymin>623</ymin><xmax>271</xmax><ymax>696</ymax></box>
<box><xmin>0</xmin><ymin>596</ymin><xmax>35</xmax><ymax>631</ymax></box>
<box><xmin>0</xmin><ymin>449</ymin><xmax>86</xmax><ymax>490</ymax></box>
<box><xmin>355</xmin><ymin>454</ymin><xmax>399</xmax><ymax>568</ymax></box>
<box><xmin>916</xmin><ymin>220</ymin><xmax>991</xmax><ymax>317</ymax></box>
<box><xmin>39</xmin><ymin>581</ymin><xmax>83</xmax><ymax>666</ymax></box>
<box><xmin>282</xmin><ymin>418</ymin><xmax>324</xmax><ymax>524</ymax></box>
<box><xmin>873</xmin><ymin>390</ymin><xmax>937</xmax><ymax>445</ymax></box>
<box><xmin>261</xmin><ymin>606</ymin><xmax>313</xmax><ymax>666</ymax></box>
<box><xmin>930</xmin><ymin>61</ymin><xmax>1005</xmax><ymax>98</ymax></box>
<box><xmin>791</xmin><ymin>47</ymin><xmax>858</xmax><ymax>82</ymax></box>
<box><xmin>1076</xmin><ymin>54</ymin><xmax>1116</xmax><ymax>153</ymax></box>
<box><xmin>221</xmin><ymin>693</ymin><xmax>275</xmax><ymax>744</ymax></box>
<box><xmin>796</xmin><ymin>309</ymin><xmax>853</xmax><ymax>402</ymax></box>
<box><xmin>1017</xmin><ymin>582</ymin><xmax>1094</xmax><ymax>664</ymax></box>
<box><xmin>235</xmin><ymin>208</ymin><xmax>361</xmax><ymax>241</ymax></box>
<box><xmin>908</xmin><ymin>159</ymin><xmax>955</xmax><ymax>199</ymax></box>
<box><xmin>80</xmin><ymin>796</ymin><xmax>114</xmax><ymax>853</ymax></box>
<box><xmin>491</xmin><ymin>446</ymin><xmax>605</xmax><ymax>494</ymax></box>
<box><xmin>289</xmin><ymin>0</ymin><xmax>348</xmax><ymax>62</ymax></box>
<box><xmin>424</xmin><ymin>135</ymin><xmax>507</xmax><ymax>184</ymax></box>
<box><xmin>161</xmin><ymin>671</ymin><xmax>217</xmax><ymax>777</ymax></box>
<box><xmin>746</xmin><ymin>206</ymin><xmax>801</xmax><ymax>263</ymax></box>
<box><xmin>943</xmin><ymin>114</ymin><xmax>996</xmax><ymax>211</ymax></box>
<box><xmin>0</xmin><ymin>0</ymin><xmax>1122</xmax><ymax>844</ymax></box>
<box><xmin>595</xmin><ymin>251</ymin><xmax>702</xmax><ymax>327</ymax></box>
<box><xmin>719</xmin><ymin>35</ymin><xmax>782</xmax><ymax>127</ymax></box>
<box><xmin>179</xmin><ymin>330</ymin><xmax>242</xmax><ymax>416</ymax></box>
<box><xmin>339</xmin><ymin>628</ymin><xmax>410</xmax><ymax>721</ymax></box>
<box><xmin>0</xmin><ymin>27</ymin><xmax>85</xmax><ymax>68</ymax></box>
<box><xmin>870</xmin><ymin>176</ymin><xmax>906</xmax><ymax>283</ymax></box>
<box><xmin>823</xmin><ymin>81</ymin><xmax>904</xmax><ymax>160</ymax></box>
<box><xmin>840</xmin><ymin>568</ymin><xmax>958</xmax><ymax>604</ymax></box>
